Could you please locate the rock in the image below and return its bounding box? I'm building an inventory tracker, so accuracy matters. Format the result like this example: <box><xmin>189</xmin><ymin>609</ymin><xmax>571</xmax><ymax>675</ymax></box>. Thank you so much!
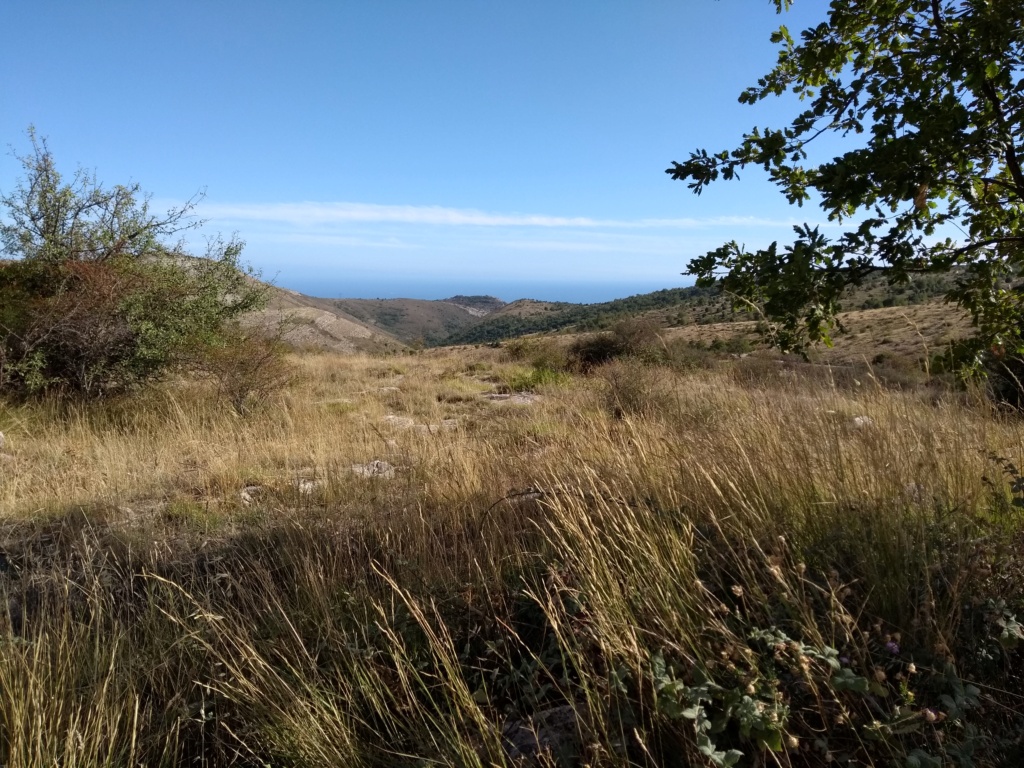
<box><xmin>501</xmin><ymin>704</ymin><xmax>587</xmax><ymax>766</ymax></box>
<box><xmin>382</xmin><ymin>415</ymin><xmax>416</xmax><ymax>429</ymax></box>
<box><xmin>903</xmin><ymin>482</ymin><xmax>926</xmax><ymax>503</ymax></box>
<box><xmin>0</xmin><ymin>453</ymin><xmax>14</xmax><ymax>465</ymax></box>
<box><xmin>350</xmin><ymin>460</ymin><xmax>396</xmax><ymax>479</ymax></box>
<box><xmin>296</xmin><ymin>478</ymin><xmax>322</xmax><ymax>495</ymax></box>
<box><xmin>0</xmin><ymin>431</ymin><xmax>5</xmax><ymax>450</ymax></box>
<box><xmin>851</xmin><ymin>415</ymin><xmax>874</xmax><ymax>430</ymax></box>
<box><xmin>412</xmin><ymin>419</ymin><xmax>459</xmax><ymax>434</ymax></box>
<box><xmin>486</xmin><ymin>393</ymin><xmax>541</xmax><ymax>405</ymax></box>
<box><xmin>377</xmin><ymin>386</ymin><xmax>401</xmax><ymax>393</ymax></box>
<box><xmin>239</xmin><ymin>485</ymin><xmax>266</xmax><ymax>506</ymax></box>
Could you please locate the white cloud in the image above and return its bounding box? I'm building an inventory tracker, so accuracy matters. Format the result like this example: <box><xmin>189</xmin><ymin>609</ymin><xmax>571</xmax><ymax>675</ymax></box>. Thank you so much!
<box><xmin>198</xmin><ymin>200</ymin><xmax>819</xmax><ymax>230</ymax></box>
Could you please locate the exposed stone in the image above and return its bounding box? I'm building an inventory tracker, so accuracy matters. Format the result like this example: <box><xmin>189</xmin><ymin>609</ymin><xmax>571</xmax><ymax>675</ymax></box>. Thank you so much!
<box><xmin>486</xmin><ymin>393</ymin><xmax>541</xmax><ymax>405</ymax></box>
<box><xmin>903</xmin><ymin>482</ymin><xmax>926</xmax><ymax>503</ymax></box>
<box><xmin>384</xmin><ymin>415</ymin><xmax>457</xmax><ymax>433</ymax></box>
<box><xmin>382</xmin><ymin>415</ymin><xmax>416</xmax><ymax>429</ymax></box>
<box><xmin>501</xmin><ymin>704</ymin><xmax>587</xmax><ymax>766</ymax></box>
<box><xmin>851</xmin><ymin>415</ymin><xmax>874</xmax><ymax>430</ymax></box>
<box><xmin>0</xmin><ymin>431</ymin><xmax>5</xmax><ymax>450</ymax></box>
<box><xmin>411</xmin><ymin>419</ymin><xmax>458</xmax><ymax>434</ymax></box>
<box><xmin>239</xmin><ymin>485</ymin><xmax>266</xmax><ymax>506</ymax></box>
<box><xmin>296</xmin><ymin>478</ymin><xmax>322</xmax><ymax>495</ymax></box>
<box><xmin>350</xmin><ymin>460</ymin><xmax>396</xmax><ymax>479</ymax></box>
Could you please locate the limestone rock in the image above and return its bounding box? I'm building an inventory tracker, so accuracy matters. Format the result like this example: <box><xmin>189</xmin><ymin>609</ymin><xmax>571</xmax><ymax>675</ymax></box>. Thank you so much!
<box><xmin>296</xmin><ymin>478</ymin><xmax>322</xmax><ymax>495</ymax></box>
<box><xmin>486</xmin><ymin>393</ymin><xmax>541</xmax><ymax>405</ymax></box>
<box><xmin>350</xmin><ymin>460</ymin><xmax>396</xmax><ymax>479</ymax></box>
<box><xmin>239</xmin><ymin>485</ymin><xmax>266</xmax><ymax>506</ymax></box>
<box><xmin>501</xmin><ymin>704</ymin><xmax>587</xmax><ymax>766</ymax></box>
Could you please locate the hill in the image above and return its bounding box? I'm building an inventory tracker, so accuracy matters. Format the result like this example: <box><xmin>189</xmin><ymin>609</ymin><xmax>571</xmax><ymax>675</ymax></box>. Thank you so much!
<box><xmin>437</xmin><ymin>272</ymin><xmax>957</xmax><ymax>346</ymax></box>
<box><xmin>246</xmin><ymin>285</ymin><xmax>406</xmax><ymax>354</ymax></box>
<box><xmin>332</xmin><ymin>295</ymin><xmax>505</xmax><ymax>345</ymax></box>
<box><xmin>245</xmin><ymin>272</ymin><xmax>960</xmax><ymax>353</ymax></box>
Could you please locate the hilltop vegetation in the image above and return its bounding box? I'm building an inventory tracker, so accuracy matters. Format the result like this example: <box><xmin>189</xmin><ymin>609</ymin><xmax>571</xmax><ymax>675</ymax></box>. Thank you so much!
<box><xmin>246</xmin><ymin>274</ymin><xmax>958</xmax><ymax>354</ymax></box>
<box><xmin>332</xmin><ymin>295</ymin><xmax>504</xmax><ymax>345</ymax></box>
<box><xmin>438</xmin><ymin>273</ymin><xmax>955</xmax><ymax>347</ymax></box>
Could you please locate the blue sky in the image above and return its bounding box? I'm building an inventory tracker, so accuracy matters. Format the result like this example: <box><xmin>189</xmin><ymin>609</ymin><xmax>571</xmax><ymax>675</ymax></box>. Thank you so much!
<box><xmin>1</xmin><ymin>1</ymin><xmax>833</xmax><ymax>302</ymax></box>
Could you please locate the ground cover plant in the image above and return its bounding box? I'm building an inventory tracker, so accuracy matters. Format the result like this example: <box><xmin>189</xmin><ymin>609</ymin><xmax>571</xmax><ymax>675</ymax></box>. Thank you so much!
<box><xmin>1</xmin><ymin>345</ymin><xmax>1023</xmax><ymax>767</ymax></box>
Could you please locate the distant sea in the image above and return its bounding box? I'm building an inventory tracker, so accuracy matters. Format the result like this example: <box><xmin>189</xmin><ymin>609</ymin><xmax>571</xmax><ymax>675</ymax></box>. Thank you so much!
<box><xmin>274</xmin><ymin>277</ymin><xmax>693</xmax><ymax>305</ymax></box>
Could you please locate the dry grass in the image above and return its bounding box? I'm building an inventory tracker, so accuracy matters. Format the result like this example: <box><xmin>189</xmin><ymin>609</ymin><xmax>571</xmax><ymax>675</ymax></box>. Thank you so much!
<box><xmin>0</xmin><ymin>348</ymin><xmax>1022</xmax><ymax>766</ymax></box>
<box><xmin>666</xmin><ymin>301</ymin><xmax>972</xmax><ymax>367</ymax></box>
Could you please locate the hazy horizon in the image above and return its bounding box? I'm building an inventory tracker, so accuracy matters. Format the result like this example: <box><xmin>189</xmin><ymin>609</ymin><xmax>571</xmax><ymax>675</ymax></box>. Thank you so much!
<box><xmin>275</xmin><ymin>275</ymin><xmax>693</xmax><ymax>305</ymax></box>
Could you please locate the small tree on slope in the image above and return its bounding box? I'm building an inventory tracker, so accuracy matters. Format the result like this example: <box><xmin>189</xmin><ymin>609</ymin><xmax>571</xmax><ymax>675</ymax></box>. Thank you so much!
<box><xmin>0</xmin><ymin>130</ymin><xmax>267</xmax><ymax>397</ymax></box>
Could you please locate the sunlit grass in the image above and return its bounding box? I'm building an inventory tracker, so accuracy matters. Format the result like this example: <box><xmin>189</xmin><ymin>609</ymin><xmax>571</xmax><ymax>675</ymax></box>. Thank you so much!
<box><xmin>0</xmin><ymin>348</ymin><xmax>1022</xmax><ymax>766</ymax></box>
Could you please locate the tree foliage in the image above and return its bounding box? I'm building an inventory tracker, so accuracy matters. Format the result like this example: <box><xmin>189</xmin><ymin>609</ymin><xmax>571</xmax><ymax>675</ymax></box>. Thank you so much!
<box><xmin>0</xmin><ymin>130</ymin><xmax>267</xmax><ymax>397</ymax></box>
<box><xmin>667</xmin><ymin>0</ymin><xmax>1024</xmax><ymax>375</ymax></box>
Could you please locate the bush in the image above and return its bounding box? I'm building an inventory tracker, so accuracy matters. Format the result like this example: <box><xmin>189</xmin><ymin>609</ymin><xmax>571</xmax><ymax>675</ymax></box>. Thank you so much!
<box><xmin>598</xmin><ymin>359</ymin><xmax>677</xmax><ymax>419</ymax></box>
<box><xmin>195</xmin><ymin>323</ymin><xmax>294</xmax><ymax>415</ymax></box>
<box><xmin>568</xmin><ymin>317</ymin><xmax>665</xmax><ymax>372</ymax></box>
<box><xmin>567</xmin><ymin>332</ymin><xmax>624</xmax><ymax>372</ymax></box>
<box><xmin>499</xmin><ymin>365</ymin><xmax>569</xmax><ymax>393</ymax></box>
<box><xmin>0</xmin><ymin>131</ymin><xmax>266</xmax><ymax>398</ymax></box>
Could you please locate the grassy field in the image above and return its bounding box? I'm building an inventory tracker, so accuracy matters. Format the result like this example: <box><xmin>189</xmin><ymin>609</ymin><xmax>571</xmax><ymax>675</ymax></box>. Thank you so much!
<box><xmin>1</xmin><ymin>346</ymin><xmax>1022</xmax><ymax>766</ymax></box>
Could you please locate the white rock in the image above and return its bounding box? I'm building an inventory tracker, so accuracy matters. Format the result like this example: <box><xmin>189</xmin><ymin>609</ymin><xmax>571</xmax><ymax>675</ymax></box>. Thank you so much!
<box><xmin>296</xmin><ymin>479</ymin><xmax>322</xmax><ymax>495</ymax></box>
<box><xmin>903</xmin><ymin>482</ymin><xmax>926</xmax><ymax>503</ymax></box>
<box><xmin>485</xmin><ymin>393</ymin><xmax>541</xmax><ymax>405</ymax></box>
<box><xmin>350</xmin><ymin>460</ymin><xmax>396</xmax><ymax>480</ymax></box>
<box><xmin>412</xmin><ymin>419</ymin><xmax>459</xmax><ymax>434</ymax></box>
<box><xmin>851</xmin><ymin>415</ymin><xmax>874</xmax><ymax>430</ymax></box>
<box><xmin>239</xmin><ymin>485</ymin><xmax>265</xmax><ymax>506</ymax></box>
<box><xmin>0</xmin><ymin>432</ymin><xmax>5</xmax><ymax>450</ymax></box>
<box><xmin>382</xmin><ymin>415</ymin><xmax>416</xmax><ymax>429</ymax></box>
<box><xmin>501</xmin><ymin>704</ymin><xmax>587</xmax><ymax>764</ymax></box>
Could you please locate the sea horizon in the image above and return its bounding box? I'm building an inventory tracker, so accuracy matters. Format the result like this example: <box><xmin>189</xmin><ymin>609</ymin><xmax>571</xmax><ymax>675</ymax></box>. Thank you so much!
<box><xmin>270</xmin><ymin>276</ymin><xmax>693</xmax><ymax>305</ymax></box>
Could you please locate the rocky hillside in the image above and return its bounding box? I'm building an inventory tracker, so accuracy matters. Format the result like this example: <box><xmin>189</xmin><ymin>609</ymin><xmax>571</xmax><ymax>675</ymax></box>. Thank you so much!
<box><xmin>246</xmin><ymin>285</ymin><xmax>405</xmax><ymax>354</ymax></box>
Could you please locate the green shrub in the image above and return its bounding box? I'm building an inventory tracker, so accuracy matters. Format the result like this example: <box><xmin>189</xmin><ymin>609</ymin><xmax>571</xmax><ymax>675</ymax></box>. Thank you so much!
<box><xmin>568</xmin><ymin>332</ymin><xmax>624</xmax><ymax>372</ymax></box>
<box><xmin>499</xmin><ymin>365</ymin><xmax>569</xmax><ymax>393</ymax></box>
<box><xmin>0</xmin><ymin>131</ymin><xmax>266</xmax><ymax>398</ymax></box>
<box><xmin>568</xmin><ymin>317</ymin><xmax>665</xmax><ymax>372</ymax></box>
<box><xmin>195</xmin><ymin>323</ymin><xmax>294</xmax><ymax>415</ymax></box>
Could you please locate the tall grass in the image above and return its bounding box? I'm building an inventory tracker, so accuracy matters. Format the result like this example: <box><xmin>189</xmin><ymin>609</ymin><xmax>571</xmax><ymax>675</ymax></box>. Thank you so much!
<box><xmin>0</xmin><ymin>350</ymin><xmax>1022</xmax><ymax>766</ymax></box>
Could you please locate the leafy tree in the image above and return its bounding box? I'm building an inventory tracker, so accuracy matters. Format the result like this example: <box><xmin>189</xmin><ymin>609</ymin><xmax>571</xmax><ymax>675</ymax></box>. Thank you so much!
<box><xmin>0</xmin><ymin>130</ymin><xmax>267</xmax><ymax>397</ymax></box>
<box><xmin>667</xmin><ymin>0</ymin><xmax>1024</xmax><ymax>377</ymax></box>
